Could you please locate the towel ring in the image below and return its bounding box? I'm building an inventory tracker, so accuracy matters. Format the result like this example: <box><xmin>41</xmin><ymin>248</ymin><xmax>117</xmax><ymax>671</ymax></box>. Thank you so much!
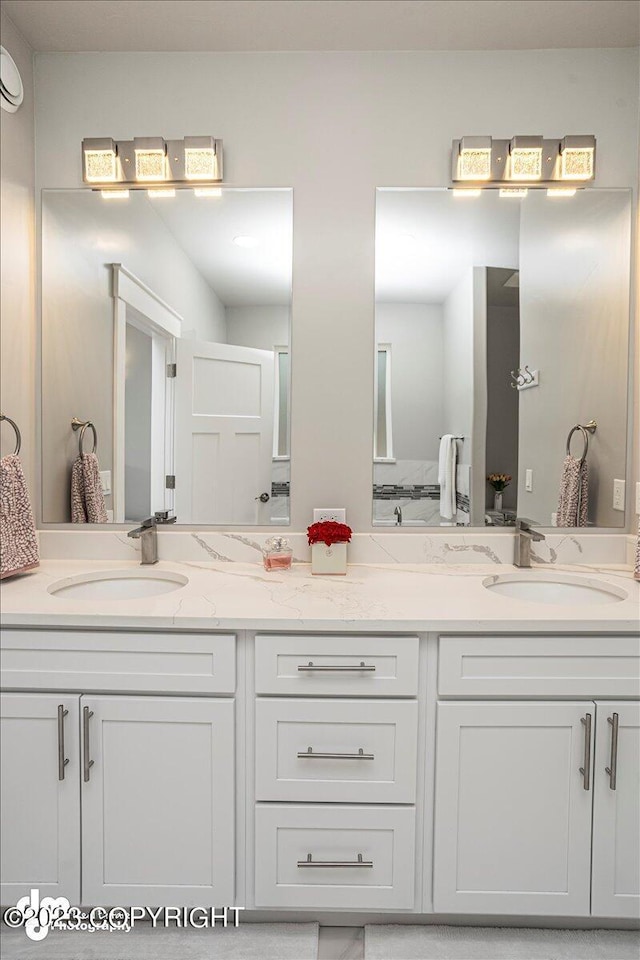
<box><xmin>566</xmin><ymin>420</ymin><xmax>597</xmax><ymax>463</ymax></box>
<box><xmin>71</xmin><ymin>418</ymin><xmax>97</xmax><ymax>457</ymax></box>
<box><xmin>0</xmin><ymin>414</ymin><xmax>21</xmax><ymax>455</ymax></box>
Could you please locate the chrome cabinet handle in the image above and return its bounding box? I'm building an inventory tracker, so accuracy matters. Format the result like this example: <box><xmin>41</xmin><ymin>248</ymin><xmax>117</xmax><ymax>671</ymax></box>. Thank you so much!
<box><xmin>57</xmin><ymin>705</ymin><xmax>69</xmax><ymax>781</ymax></box>
<box><xmin>83</xmin><ymin>706</ymin><xmax>94</xmax><ymax>783</ymax></box>
<box><xmin>297</xmin><ymin>661</ymin><xmax>376</xmax><ymax>672</ymax></box>
<box><xmin>605</xmin><ymin>713</ymin><xmax>619</xmax><ymax>790</ymax></box>
<box><xmin>297</xmin><ymin>853</ymin><xmax>373</xmax><ymax>868</ymax></box>
<box><xmin>297</xmin><ymin>746</ymin><xmax>374</xmax><ymax>760</ymax></box>
<box><xmin>579</xmin><ymin>713</ymin><xmax>592</xmax><ymax>791</ymax></box>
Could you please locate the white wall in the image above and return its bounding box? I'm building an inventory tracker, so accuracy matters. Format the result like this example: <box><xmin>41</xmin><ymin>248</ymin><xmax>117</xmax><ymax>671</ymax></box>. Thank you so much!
<box><xmin>32</xmin><ymin>48</ymin><xmax>639</xmax><ymax>530</ymax></box>
<box><xmin>518</xmin><ymin>190</ymin><xmax>631</xmax><ymax>527</ymax></box>
<box><xmin>0</xmin><ymin>13</ymin><xmax>35</xmax><ymax>493</ymax></box>
<box><xmin>226</xmin><ymin>304</ymin><xmax>289</xmax><ymax>350</ymax></box>
<box><xmin>375</xmin><ymin>302</ymin><xmax>443</xmax><ymax>461</ymax></box>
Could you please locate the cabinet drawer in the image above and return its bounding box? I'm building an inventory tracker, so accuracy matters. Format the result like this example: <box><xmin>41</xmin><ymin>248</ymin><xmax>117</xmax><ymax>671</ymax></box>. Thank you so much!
<box><xmin>255</xmin><ymin>698</ymin><xmax>417</xmax><ymax>803</ymax></box>
<box><xmin>438</xmin><ymin>635</ymin><xmax>640</xmax><ymax>698</ymax></box>
<box><xmin>0</xmin><ymin>630</ymin><xmax>235</xmax><ymax>694</ymax></box>
<box><xmin>255</xmin><ymin>634</ymin><xmax>418</xmax><ymax>696</ymax></box>
<box><xmin>255</xmin><ymin>804</ymin><xmax>415</xmax><ymax>909</ymax></box>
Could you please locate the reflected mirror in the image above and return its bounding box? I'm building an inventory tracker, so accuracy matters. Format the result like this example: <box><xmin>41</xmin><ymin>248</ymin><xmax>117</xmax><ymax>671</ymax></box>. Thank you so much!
<box><xmin>41</xmin><ymin>188</ymin><xmax>292</xmax><ymax>525</ymax></box>
<box><xmin>374</xmin><ymin>188</ymin><xmax>631</xmax><ymax>528</ymax></box>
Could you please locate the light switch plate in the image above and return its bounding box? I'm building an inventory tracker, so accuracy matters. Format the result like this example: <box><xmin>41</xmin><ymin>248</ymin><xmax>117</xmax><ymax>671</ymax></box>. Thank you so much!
<box><xmin>99</xmin><ymin>470</ymin><xmax>111</xmax><ymax>495</ymax></box>
<box><xmin>612</xmin><ymin>479</ymin><xmax>625</xmax><ymax>512</ymax></box>
<box><xmin>525</xmin><ymin>469</ymin><xmax>533</xmax><ymax>492</ymax></box>
<box><xmin>313</xmin><ymin>508</ymin><xmax>346</xmax><ymax>523</ymax></box>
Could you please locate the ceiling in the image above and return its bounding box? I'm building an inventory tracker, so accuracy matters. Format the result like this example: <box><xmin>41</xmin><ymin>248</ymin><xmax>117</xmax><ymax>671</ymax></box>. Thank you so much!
<box><xmin>4</xmin><ymin>0</ymin><xmax>639</xmax><ymax>52</ymax></box>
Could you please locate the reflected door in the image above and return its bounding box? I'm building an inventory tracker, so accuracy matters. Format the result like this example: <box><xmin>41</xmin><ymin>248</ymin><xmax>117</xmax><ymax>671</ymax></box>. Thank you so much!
<box><xmin>175</xmin><ymin>339</ymin><xmax>275</xmax><ymax>524</ymax></box>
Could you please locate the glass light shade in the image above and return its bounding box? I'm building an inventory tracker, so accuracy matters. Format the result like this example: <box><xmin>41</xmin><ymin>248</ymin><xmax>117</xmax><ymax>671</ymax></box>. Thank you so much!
<box><xmin>184</xmin><ymin>137</ymin><xmax>217</xmax><ymax>180</ymax></box>
<box><xmin>147</xmin><ymin>188</ymin><xmax>175</xmax><ymax>198</ymax></box>
<box><xmin>561</xmin><ymin>148</ymin><xmax>594</xmax><ymax>180</ymax></box>
<box><xmin>134</xmin><ymin>138</ymin><xmax>167</xmax><ymax>181</ymax></box>
<box><xmin>452</xmin><ymin>188</ymin><xmax>481</xmax><ymax>198</ymax></box>
<box><xmin>499</xmin><ymin>188</ymin><xmax>528</xmax><ymax>198</ymax></box>
<box><xmin>101</xmin><ymin>189</ymin><xmax>129</xmax><ymax>199</ymax></box>
<box><xmin>83</xmin><ymin>138</ymin><xmax>117</xmax><ymax>182</ymax></box>
<box><xmin>458</xmin><ymin>137</ymin><xmax>492</xmax><ymax>180</ymax></box>
<box><xmin>547</xmin><ymin>187</ymin><xmax>577</xmax><ymax>197</ymax></box>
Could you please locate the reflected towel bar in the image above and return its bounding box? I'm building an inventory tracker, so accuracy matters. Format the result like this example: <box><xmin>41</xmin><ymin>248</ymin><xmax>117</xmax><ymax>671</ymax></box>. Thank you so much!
<box><xmin>566</xmin><ymin>420</ymin><xmax>597</xmax><ymax>463</ymax></box>
<box><xmin>0</xmin><ymin>414</ymin><xmax>21</xmax><ymax>455</ymax></box>
<box><xmin>71</xmin><ymin>418</ymin><xmax>98</xmax><ymax>456</ymax></box>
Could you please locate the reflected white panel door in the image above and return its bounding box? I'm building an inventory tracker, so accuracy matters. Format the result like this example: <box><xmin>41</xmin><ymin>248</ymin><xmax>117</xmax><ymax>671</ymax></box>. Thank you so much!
<box><xmin>592</xmin><ymin>702</ymin><xmax>640</xmax><ymax>918</ymax></box>
<box><xmin>433</xmin><ymin>701</ymin><xmax>593</xmax><ymax>916</ymax></box>
<box><xmin>81</xmin><ymin>696</ymin><xmax>234</xmax><ymax>907</ymax></box>
<box><xmin>0</xmin><ymin>694</ymin><xmax>80</xmax><ymax>903</ymax></box>
<box><xmin>175</xmin><ymin>339</ymin><xmax>274</xmax><ymax>523</ymax></box>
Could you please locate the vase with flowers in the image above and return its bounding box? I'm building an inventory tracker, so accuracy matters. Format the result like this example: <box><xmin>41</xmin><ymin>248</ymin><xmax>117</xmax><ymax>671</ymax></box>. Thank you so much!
<box><xmin>487</xmin><ymin>473</ymin><xmax>512</xmax><ymax>513</ymax></box>
<box><xmin>307</xmin><ymin>520</ymin><xmax>352</xmax><ymax>575</ymax></box>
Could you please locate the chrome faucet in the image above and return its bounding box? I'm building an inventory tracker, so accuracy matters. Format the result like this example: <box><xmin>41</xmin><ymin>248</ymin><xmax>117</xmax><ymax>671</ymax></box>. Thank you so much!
<box><xmin>394</xmin><ymin>506</ymin><xmax>403</xmax><ymax>526</ymax></box>
<box><xmin>127</xmin><ymin>512</ymin><xmax>176</xmax><ymax>565</ymax></box>
<box><xmin>514</xmin><ymin>518</ymin><xmax>545</xmax><ymax>568</ymax></box>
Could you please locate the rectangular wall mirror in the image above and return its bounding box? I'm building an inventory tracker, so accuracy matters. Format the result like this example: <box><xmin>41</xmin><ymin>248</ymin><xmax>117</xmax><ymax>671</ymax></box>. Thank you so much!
<box><xmin>41</xmin><ymin>187</ymin><xmax>293</xmax><ymax>525</ymax></box>
<box><xmin>373</xmin><ymin>188</ymin><xmax>631</xmax><ymax>529</ymax></box>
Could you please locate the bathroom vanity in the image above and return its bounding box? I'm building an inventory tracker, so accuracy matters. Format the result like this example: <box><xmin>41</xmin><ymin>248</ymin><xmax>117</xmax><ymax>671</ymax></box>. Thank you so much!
<box><xmin>1</xmin><ymin>556</ymin><xmax>638</xmax><ymax>925</ymax></box>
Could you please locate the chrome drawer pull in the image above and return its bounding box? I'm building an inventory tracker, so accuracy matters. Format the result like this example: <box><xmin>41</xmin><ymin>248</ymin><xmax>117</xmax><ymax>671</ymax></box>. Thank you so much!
<box><xmin>57</xmin><ymin>705</ymin><xmax>69</xmax><ymax>781</ymax></box>
<box><xmin>83</xmin><ymin>706</ymin><xmax>94</xmax><ymax>783</ymax></box>
<box><xmin>297</xmin><ymin>746</ymin><xmax>374</xmax><ymax>760</ymax></box>
<box><xmin>579</xmin><ymin>713</ymin><xmax>592</xmax><ymax>791</ymax></box>
<box><xmin>297</xmin><ymin>661</ymin><xmax>375</xmax><ymax>672</ymax></box>
<box><xmin>605</xmin><ymin>713</ymin><xmax>619</xmax><ymax>790</ymax></box>
<box><xmin>297</xmin><ymin>853</ymin><xmax>373</xmax><ymax>868</ymax></box>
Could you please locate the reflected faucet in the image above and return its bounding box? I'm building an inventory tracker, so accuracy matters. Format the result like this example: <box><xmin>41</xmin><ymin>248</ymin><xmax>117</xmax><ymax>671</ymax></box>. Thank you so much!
<box><xmin>127</xmin><ymin>512</ymin><xmax>176</xmax><ymax>565</ymax></box>
<box><xmin>514</xmin><ymin>518</ymin><xmax>545</xmax><ymax>568</ymax></box>
<box><xmin>394</xmin><ymin>506</ymin><xmax>403</xmax><ymax>526</ymax></box>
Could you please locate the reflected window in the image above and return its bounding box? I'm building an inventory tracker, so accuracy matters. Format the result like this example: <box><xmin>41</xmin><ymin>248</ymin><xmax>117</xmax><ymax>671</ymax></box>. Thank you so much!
<box><xmin>374</xmin><ymin>344</ymin><xmax>394</xmax><ymax>461</ymax></box>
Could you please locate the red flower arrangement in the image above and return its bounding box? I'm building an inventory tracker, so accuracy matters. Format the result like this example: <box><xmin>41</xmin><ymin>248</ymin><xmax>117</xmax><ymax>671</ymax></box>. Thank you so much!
<box><xmin>307</xmin><ymin>521</ymin><xmax>353</xmax><ymax>547</ymax></box>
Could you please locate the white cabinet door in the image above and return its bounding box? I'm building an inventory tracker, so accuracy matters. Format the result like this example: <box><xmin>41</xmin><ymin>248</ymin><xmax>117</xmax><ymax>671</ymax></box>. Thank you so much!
<box><xmin>81</xmin><ymin>696</ymin><xmax>234</xmax><ymax>906</ymax></box>
<box><xmin>0</xmin><ymin>693</ymin><xmax>80</xmax><ymax>903</ymax></box>
<box><xmin>433</xmin><ymin>701</ymin><xmax>593</xmax><ymax>916</ymax></box>
<box><xmin>592</xmin><ymin>702</ymin><xmax>640</xmax><ymax>919</ymax></box>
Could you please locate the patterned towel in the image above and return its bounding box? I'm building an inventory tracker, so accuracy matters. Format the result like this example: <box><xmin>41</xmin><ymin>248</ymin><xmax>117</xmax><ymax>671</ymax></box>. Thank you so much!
<box><xmin>557</xmin><ymin>455</ymin><xmax>588</xmax><ymax>527</ymax></box>
<box><xmin>71</xmin><ymin>453</ymin><xmax>108</xmax><ymax>523</ymax></box>
<box><xmin>0</xmin><ymin>454</ymin><xmax>39</xmax><ymax>579</ymax></box>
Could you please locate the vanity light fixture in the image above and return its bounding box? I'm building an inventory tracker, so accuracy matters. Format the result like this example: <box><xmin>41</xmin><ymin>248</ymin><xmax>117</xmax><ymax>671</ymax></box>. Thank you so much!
<box><xmin>83</xmin><ymin>138</ymin><xmax>118</xmax><ymax>183</ymax></box>
<box><xmin>509</xmin><ymin>136</ymin><xmax>544</xmax><ymax>180</ymax></box>
<box><xmin>560</xmin><ymin>136</ymin><xmax>595</xmax><ymax>180</ymax></box>
<box><xmin>134</xmin><ymin>137</ymin><xmax>167</xmax><ymax>181</ymax></box>
<box><xmin>499</xmin><ymin>187</ymin><xmax>528</xmax><ymax>198</ymax></box>
<box><xmin>451</xmin><ymin>136</ymin><xmax>595</xmax><ymax>190</ymax></box>
<box><xmin>184</xmin><ymin>136</ymin><xmax>218</xmax><ymax>180</ymax></box>
<box><xmin>81</xmin><ymin>137</ymin><xmax>224</xmax><ymax>189</ymax></box>
<box><xmin>457</xmin><ymin>137</ymin><xmax>492</xmax><ymax>181</ymax></box>
<box><xmin>101</xmin><ymin>189</ymin><xmax>130</xmax><ymax>199</ymax></box>
<box><xmin>147</xmin><ymin>188</ymin><xmax>176</xmax><ymax>198</ymax></box>
<box><xmin>452</xmin><ymin>189</ymin><xmax>481</xmax><ymax>198</ymax></box>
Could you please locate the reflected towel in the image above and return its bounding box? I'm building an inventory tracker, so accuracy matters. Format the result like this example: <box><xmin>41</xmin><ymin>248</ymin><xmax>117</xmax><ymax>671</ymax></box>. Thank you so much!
<box><xmin>71</xmin><ymin>453</ymin><xmax>108</xmax><ymax>523</ymax></box>
<box><xmin>438</xmin><ymin>435</ymin><xmax>457</xmax><ymax>520</ymax></box>
<box><xmin>0</xmin><ymin>454</ymin><xmax>39</xmax><ymax>579</ymax></box>
<box><xmin>635</xmin><ymin>520</ymin><xmax>639</xmax><ymax>582</ymax></box>
<box><xmin>557</xmin><ymin>455</ymin><xmax>588</xmax><ymax>527</ymax></box>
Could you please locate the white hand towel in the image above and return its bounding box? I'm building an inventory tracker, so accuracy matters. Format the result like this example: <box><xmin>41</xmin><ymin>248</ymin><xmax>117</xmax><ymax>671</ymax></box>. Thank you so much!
<box><xmin>438</xmin><ymin>435</ymin><xmax>457</xmax><ymax>520</ymax></box>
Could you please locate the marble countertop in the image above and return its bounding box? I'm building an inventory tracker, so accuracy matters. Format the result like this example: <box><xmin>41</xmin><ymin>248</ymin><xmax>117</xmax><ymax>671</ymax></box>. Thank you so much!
<box><xmin>1</xmin><ymin>558</ymin><xmax>638</xmax><ymax>633</ymax></box>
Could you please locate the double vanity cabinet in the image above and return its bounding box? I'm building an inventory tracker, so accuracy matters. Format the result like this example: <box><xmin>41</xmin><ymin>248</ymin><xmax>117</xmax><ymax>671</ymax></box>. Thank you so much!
<box><xmin>1</xmin><ymin>622</ymin><xmax>639</xmax><ymax>924</ymax></box>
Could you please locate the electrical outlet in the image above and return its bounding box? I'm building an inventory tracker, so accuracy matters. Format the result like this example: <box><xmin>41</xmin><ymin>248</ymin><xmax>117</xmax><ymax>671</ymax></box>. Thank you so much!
<box><xmin>313</xmin><ymin>508</ymin><xmax>346</xmax><ymax>523</ymax></box>
<box><xmin>525</xmin><ymin>469</ymin><xmax>533</xmax><ymax>492</ymax></box>
<box><xmin>612</xmin><ymin>479</ymin><xmax>625</xmax><ymax>512</ymax></box>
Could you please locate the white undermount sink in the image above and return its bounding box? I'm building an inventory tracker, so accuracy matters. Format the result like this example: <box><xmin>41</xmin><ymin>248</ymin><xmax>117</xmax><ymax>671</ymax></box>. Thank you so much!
<box><xmin>483</xmin><ymin>572</ymin><xmax>628</xmax><ymax>605</ymax></box>
<box><xmin>48</xmin><ymin>569</ymin><xmax>189</xmax><ymax>601</ymax></box>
